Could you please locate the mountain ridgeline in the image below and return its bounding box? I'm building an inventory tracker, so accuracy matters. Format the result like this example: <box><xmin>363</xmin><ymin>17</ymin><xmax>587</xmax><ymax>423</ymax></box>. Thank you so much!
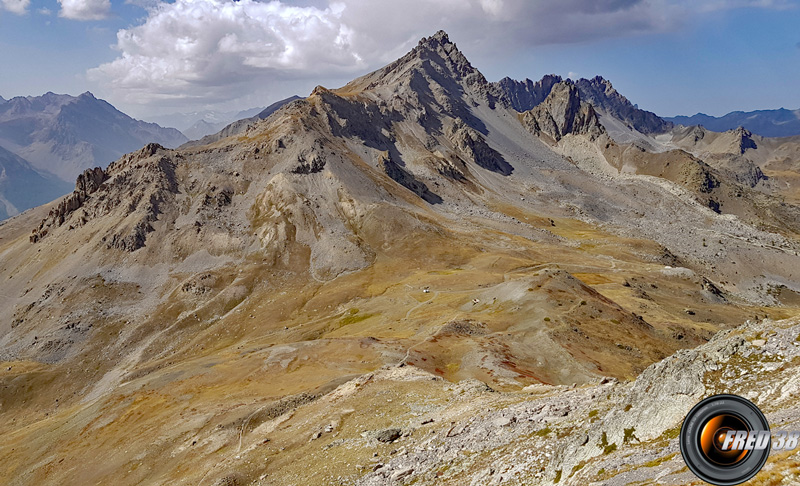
<box><xmin>494</xmin><ymin>74</ymin><xmax>673</xmax><ymax>134</ymax></box>
<box><xmin>666</xmin><ymin>108</ymin><xmax>800</xmax><ymax>138</ymax></box>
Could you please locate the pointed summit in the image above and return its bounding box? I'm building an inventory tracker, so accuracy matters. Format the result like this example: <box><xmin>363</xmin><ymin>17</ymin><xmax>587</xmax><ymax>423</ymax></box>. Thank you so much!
<box><xmin>333</xmin><ymin>30</ymin><xmax>502</xmax><ymax>109</ymax></box>
<box><xmin>419</xmin><ymin>29</ymin><xmax>452</xmax><ymax>48</ymax></box>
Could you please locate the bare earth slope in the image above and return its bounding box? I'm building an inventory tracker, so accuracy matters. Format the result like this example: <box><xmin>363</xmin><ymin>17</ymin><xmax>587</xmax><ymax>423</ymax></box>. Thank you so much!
<box><xmin>0</xmin><ymin>31</ymin><xmax>799</xmax><ymax>485</ymax></box>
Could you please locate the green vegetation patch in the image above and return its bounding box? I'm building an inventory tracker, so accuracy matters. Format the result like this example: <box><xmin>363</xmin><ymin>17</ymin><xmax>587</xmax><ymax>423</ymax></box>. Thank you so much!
<box><xmin>339</xmin><ymin>308</ymin><xmax>376</xmax><ymax>326</ymax></box>
<box><xmin>599</xmin><ymin>431</ymin><xmax>617</xmax><ymax>455</ymax></box>
<box><xmin>624</xmin><ymin>427</ymin><xmax>639</xmax><ymax>443</ymax></box>
<box><xmin>642</xmin><ymin>452</ymin><xmax>678</xmax><ymax>468</ymax></box>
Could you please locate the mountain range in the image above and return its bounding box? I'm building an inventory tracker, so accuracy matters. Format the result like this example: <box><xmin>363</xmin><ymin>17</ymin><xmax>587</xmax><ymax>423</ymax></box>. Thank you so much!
<box><xmin>666</xmin><ymin>108</ymin><xmax>800</xmax><ymax>138</ymax></box>
<box><xmin>1</xmin><ymin>30</ymin><xmax>799</xmax><ymax>485</ymax></box>
<box><xmin>0</xmin><ymin>91</ymin><xmax>188</xmax><ymax>219</ymax></box>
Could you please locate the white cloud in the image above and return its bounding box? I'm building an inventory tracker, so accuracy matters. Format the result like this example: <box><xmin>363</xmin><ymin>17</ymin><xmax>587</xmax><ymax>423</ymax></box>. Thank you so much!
<box><xmin>38</xmin><ymin>7</ymin><xmax>52</xmax><ymax>15</ymax></box>
<box><xmin>1</xmin><ymin>0</ymin><xmax>30</xmax><ymax>15</ymax></box>
<box><xmin>479</xmin><ymin>0</ymin><xmax>505</xmax><ymax>17</ymax></box>
<box><xmin>90</xmin><ymin>0</ymin><xmax>794</xmax><ymax>110</ymax></box>
<box><xmin>58</xmin><ymin>0</ymin><xmax>111</xmax><ymax>20</ymax></box>
<box><xmin>89</xmin><ymin>0</ymin><xmax>364</xmax><ymax>106</ymax></box>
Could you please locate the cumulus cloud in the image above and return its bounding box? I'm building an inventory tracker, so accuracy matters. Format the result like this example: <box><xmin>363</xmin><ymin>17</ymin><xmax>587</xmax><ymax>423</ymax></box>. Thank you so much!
<box><xmin>1</xmin><ymin>0</ymin><xmax>30</xmax><ymax>14</ymax></box>
<box><xmin>90</xmin><ymin>0</ymin><xmax>793</xmax><ymax>109</ymax></box>
<box><xmin>58</xmin><ymin>0</ymin><xmax>111</xmax><ymax>20</ymax></box>
<box><xmin>89</xmin><ymin>0</ymin><xmax>364</xmax><ymax>105</ymax></box>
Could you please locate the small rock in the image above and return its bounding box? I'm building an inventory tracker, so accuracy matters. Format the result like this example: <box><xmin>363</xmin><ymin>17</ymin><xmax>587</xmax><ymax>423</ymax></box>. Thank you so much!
<box><xmin>493</xmin><ymin>416</ymin><xmax>515</xmax><ymax>427</ymax></box>
<box><xmin>376</xmin><ymin>428</ymin><xmax>402</xmax><ymax>443</ymax></box>
<box><xmin>390</xmin><ymin>467</ymin><xmax>414</xmax><ymax>482</ymax></box>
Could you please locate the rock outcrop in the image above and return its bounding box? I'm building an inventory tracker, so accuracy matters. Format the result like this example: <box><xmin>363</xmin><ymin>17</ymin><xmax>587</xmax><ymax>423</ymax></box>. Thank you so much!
<box><xmin>732</xmin><ymin>126</ymin><xmax>758</xmax><ymax>154</ymax></box>
<box><xmin>355</xmin><ymin>317</ymin><xmax>800</xmax><ymax>485</ymax></box>
<box><xmin>30</xmin><ymin>143</ymin><xmax>178</xmax><ymax>251</ymax></box>
<box><xmin>521</xmin><ymin>81</ymin><xmax>604</xmax><ymax>142</ymax></box>
<box><xmin>494</xmin><ymin>74</ymin><xmax>563</xmax><ymax>112</ymax></box>
<box><xmin>447</xmin><ymin>118</ymin><xmax>513</xmax><ymax>174</ymax></box>
<box><xmin>30</xmin><ymin>166</ymin><xmax>108</xmax><ymax>243</ymax></box>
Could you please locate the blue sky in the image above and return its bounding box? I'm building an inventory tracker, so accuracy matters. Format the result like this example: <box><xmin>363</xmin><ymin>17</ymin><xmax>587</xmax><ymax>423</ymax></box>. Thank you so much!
<box><xmin>0</xmin><ymin>0</ymin><xmax>798</xmax><ymax>121</ymax></box>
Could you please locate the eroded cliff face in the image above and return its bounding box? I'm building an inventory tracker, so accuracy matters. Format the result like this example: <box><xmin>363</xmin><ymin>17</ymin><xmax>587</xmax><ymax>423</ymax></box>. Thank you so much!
<box><xmin>30</xmin><ymin>143</ymin><xmax>179</xmax><ymax>251</ymax></box>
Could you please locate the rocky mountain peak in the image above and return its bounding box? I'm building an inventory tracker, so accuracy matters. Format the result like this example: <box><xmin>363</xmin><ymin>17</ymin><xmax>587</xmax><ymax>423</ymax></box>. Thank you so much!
<box><xmin>588</xmin><ymin>75</ymin><xmax>614</xmax><ymax>90</ymax></box>
<box><xmin>494</xmin><ymin>74</ymin><xmax>564</xmax><ymax>112</ymax></box>
<box><xmin>336</xmin><ymin>30</ymin><xmax>501</xmax><ymax>109</ymax></box>
<box><xmin>411</xmin><ymin>29</ymin><xmax>483</xmax><ymax>84</ymax></box>
<box><xmin>731</xmin><ymin>126</ymin><xmax>757</xmax><ymax>154</ymax></box>
<box><xmin>520</xmin><ymin>80</ymin><xmax>604</xmax><ymax>142</ymax></box>
<box><xmin>418</xmin><ymin>29</ymin><xmax>452</xmax><ymax>49</ymax></box>
<box><xmin>493</xmin><ymin>73</ymin><xmax>670</xmax><ymax>134</ymax></box>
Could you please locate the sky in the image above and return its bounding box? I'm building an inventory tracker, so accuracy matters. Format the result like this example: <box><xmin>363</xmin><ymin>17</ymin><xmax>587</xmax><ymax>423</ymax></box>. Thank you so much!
<box><xmin>0</xmin><ymin>0</ymin><xmax>798</xmax><ymax>123</ymax></box>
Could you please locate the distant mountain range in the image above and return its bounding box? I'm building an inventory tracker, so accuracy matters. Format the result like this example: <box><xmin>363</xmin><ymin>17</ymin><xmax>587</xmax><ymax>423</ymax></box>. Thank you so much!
<box><xmin>0</xmin><ymin>92</ymin><xmax>188</xmax><ymax>219</ymax></box>
<box><xmin>0</xmin><ymin>92</ymin><xmax>187</xmax><ymax>182</ymax></box>
<box><xmin>665</xmin><ymin>108</ymin><xmax>800</xmax><ymax>138</ymax></box>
